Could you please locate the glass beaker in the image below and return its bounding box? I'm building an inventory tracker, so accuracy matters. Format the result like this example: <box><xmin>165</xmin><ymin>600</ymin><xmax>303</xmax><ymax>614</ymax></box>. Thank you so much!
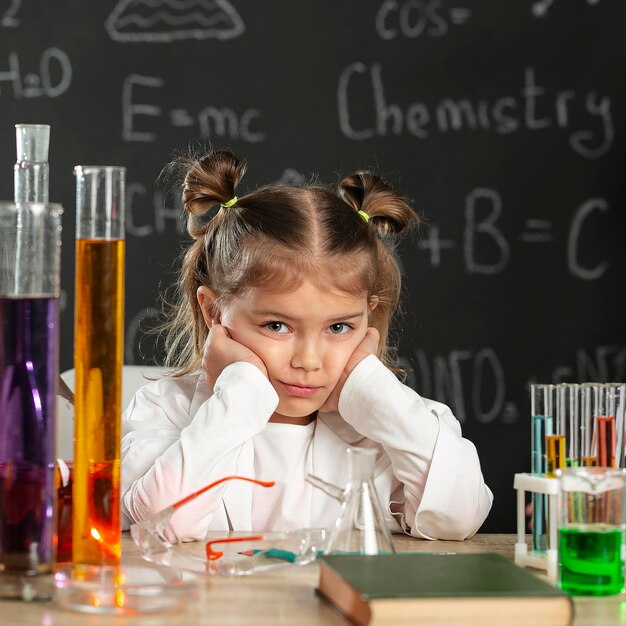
<box><xmin>72</xmin><ymin>166</ymin><xmax>125</xmax><ymax>566</ymax></box>
<box><xmin>0</xmin><ymin>200</ymin><xmax>63</xmax><ymax>599</ymax></box>
<box><xmin>557</xmin><ymin>467</ymin><xmax>626</xmax><ymax>596</ymax></box>
<box><xmin>307</xmin><ymin>447</ymin><xmax>395</xmax><ymax>555</ymax></box>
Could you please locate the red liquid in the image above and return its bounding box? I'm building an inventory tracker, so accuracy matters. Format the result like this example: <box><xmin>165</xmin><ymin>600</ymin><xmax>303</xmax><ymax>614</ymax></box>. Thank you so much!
<box><xmin>55</xmin><ymin>462</ymin><xmax>73</xmax><ymax>563</ymax></box>
<box><xmin>74</xmin><ymin>461</ymin><xmax>121</xmax><ymax>563</ymax></box>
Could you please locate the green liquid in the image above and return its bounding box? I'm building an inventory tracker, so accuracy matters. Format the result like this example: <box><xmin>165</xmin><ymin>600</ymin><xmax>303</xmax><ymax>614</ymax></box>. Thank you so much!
<box><xmin>558</xmin><ymin>525</ymin><xmax>624</xmax><ymax>596</ymax></box>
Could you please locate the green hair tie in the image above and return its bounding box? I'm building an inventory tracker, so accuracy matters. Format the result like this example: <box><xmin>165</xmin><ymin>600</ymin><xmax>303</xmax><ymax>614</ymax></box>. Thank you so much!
<box><xmin>220</xmin><ymin>196</ymin><xmax>238</xmax><ymax>208</ymax></box>
<box><xmin>357</xmin><ymin>209</ymin><xmax>369</xmax><ymax>223</ymax></box>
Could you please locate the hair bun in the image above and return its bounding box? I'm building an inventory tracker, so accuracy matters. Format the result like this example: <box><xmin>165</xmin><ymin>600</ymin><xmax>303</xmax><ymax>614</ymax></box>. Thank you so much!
<box><xmin>177</xmin><ymin>150</ymin><xmax>247</xmax><ymax>238</ymax></box>
<box><xmin>338</xmin><ymin>171</ymin><xmax>419</xmax><ymax>236</ymax></box>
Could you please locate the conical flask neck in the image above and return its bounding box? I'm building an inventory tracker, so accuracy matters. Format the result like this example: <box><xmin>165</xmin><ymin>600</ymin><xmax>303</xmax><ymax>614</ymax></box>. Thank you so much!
<box><xmin>347</xmin><ymin>447</ymin><xmax>376</xmax><ymax>483</ymax></box>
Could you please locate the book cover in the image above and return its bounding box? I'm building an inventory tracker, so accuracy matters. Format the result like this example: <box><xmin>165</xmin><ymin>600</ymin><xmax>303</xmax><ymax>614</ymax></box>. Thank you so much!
<box><xmin>318</xmin><ymin>553</ymin><xmax>573</xmax><ymax>626</ymax></box>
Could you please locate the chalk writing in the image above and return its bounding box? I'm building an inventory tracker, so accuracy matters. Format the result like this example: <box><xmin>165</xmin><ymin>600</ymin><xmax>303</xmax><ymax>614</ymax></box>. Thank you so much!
<box><xmin>106</xmin><ymin>0</ymin><xmax>245</xmax><ymax>43</ymax></box>
<box><xmin>399</xmin><ymin>347</ymin><xmax>515</xmax><ymax>424</ymax></box>
<box><xmin>464</xmin><ymin>188</ymin><xmax>510</xmax><ymax>275</ymax></box>
<box><xmin>278</xmin><ymin>168</ymin><xmax>306</xmax><ymax>185</ymax></box>
<box><xmin>1</xmin><ymin>0</ymin><xmax>21</xmax><ymax>27</ymax></box>
<box><xmin>127</xmin><ymin>183</ymin><xmax>186</xmax><ymax>236</ymax></box>
<box><xmin>0</xmin><ymin>48</ymin><xmax>72</xmax><ymax>98</ymax></box>
<box><xmin>519</xmin><ymin>219</ymin><xmax>553</xmax><ymax>244</ymax></box>
<box><xmin>417</xmin><ymin>225</ymin><xmax>455</xmax><ymax>267</ymax></box>
<box><xmin>416</xmin><ymin>188</ymin><xmax>612</xmax><ymax>280</ymax></box>
<box><xmin>375</xmin><ymin>0</ymin><xmax>470</xmax><ymax>40</ymax></box>
<box><xmin>567</xmin><ymin>198</ymin><xmax>609</xmax><ymax>280</ymax></box>
<box><xmin>337</xmin><ymin>64</ymin><xmax>613</xmax><ymax>158</ymax></box>
<box><xmin>122</xmin><ymin>74</ymin><xmax>265</xmax><ymax>142</ymax></box>
<box><xmin>532</xmin><ymin>0</ymin><xmax>602</xmax><ymax>18</ymax></box>
<box><xmin>549</xmin><ymin>345</ymin><xmax>626</xmax><ymax>384</ymax></box>
<box><xmin>402</xmin><ymin>344</ymin><xmax>626</xmax><ymax>425</ymax></box>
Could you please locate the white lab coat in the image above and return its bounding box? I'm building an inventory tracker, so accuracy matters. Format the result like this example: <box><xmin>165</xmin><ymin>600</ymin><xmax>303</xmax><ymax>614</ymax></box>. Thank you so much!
<box><xmin>121</xmin><ymin>355</ymin><xmax>493</xmax><ymax>541</ymax></box>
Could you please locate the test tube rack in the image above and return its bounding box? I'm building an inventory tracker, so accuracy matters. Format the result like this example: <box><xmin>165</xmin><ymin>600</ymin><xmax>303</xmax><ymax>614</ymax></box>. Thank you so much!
<box><xmin>513</xmin><ymin>473</ymin><xmax>558</xmax><ymax>581</ymax></box>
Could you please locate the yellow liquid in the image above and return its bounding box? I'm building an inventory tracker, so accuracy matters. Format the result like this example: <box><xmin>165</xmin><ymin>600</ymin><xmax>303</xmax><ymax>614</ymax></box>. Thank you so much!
<box><xmin>72</xmin><ymin>239</ymin><xmax>124</xmax><ymax>565</ymax></box>
<box><xmin>546</xmin><ymin>435</ymin><xmax>566</xmax><ymax>477</ymax></box>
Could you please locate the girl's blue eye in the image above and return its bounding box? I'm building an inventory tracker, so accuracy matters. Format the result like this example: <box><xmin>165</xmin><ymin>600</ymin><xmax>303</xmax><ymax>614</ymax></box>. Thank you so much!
<box><xmin>328</xmin><ymin>323</ymin><xmax>350</xmax><ymax>335</ymax></box>
<box><xmin>265</xmin><ymin>321</ymin><xmax>289</xmax><ymax>333</ymax></box>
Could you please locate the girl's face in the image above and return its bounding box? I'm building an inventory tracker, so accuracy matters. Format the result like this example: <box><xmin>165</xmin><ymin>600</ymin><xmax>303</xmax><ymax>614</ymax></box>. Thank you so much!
<box><xmin>215</xmin><ymin>280</ymin><xmax>371</xmax><ymax>422</ymax></box>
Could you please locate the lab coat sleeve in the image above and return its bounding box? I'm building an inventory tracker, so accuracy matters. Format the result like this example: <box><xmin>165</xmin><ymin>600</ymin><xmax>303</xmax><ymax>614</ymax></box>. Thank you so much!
<box><xmin>121</xmin><ymin>362</ymin><xmax>278</xmax><ymax>539</ymax></box>
<box><xmin>337</xmin><ymin>355</ymin><xmax>493</xmax><ymax>540</ymax></box>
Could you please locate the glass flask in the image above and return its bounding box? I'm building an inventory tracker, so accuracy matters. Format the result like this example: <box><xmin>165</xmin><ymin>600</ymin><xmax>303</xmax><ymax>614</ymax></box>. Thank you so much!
<box><xmin>72</xmin><ymin>166</ymin><xmax>125</xmax><ymax>566</ymax></box>
<box><xmin>0</xmin><ymin>200</ymin><xmax>63</xmax><ymax>600</ymax></box>
<box><xmin>307</xmin><ymin>447</ymin><xmax>395</xmax><ymax>555</ymax></box>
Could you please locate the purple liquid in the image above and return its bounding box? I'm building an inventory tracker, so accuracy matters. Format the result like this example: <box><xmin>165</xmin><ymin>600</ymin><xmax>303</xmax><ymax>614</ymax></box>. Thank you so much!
<box><xmin>0</xmin><ymin>296</ymin><xmax>58</xmax><ymax>573</ymax></box>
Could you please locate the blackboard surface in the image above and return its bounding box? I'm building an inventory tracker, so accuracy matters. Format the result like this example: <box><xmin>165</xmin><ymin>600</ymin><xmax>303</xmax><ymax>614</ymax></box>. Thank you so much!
<box><xmin>1</xmin><ymin>1</ymin><xmax>624</xmax><ymax>532</ymax></box>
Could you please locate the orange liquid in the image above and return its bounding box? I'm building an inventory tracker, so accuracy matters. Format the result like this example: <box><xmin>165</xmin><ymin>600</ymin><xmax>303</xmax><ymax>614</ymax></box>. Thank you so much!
<box><xmin>546</xmin><ymin>435</ymin><xmax>566</xmax><ymax>477</ymax></box>
<box><xmin>72</xmin><ymin>239</ymin><xmax>124</xmax><ymax>565</ymax></box>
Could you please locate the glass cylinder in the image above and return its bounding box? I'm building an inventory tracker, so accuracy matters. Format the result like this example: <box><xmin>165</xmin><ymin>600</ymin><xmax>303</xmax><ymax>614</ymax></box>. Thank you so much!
<box><xmin>0</xmin><ymin>201</ymin><xmax>62</xmax><ymax>599</ymax></box>
<box><xmin>14</xmin><ymin>124</ymin><xmax>50</xmax><ymax>205</ymax></box>
<box><xmin>72</xmin><ymin>166</ymin><xmax>125</xmax><ymax>566</ymax></box>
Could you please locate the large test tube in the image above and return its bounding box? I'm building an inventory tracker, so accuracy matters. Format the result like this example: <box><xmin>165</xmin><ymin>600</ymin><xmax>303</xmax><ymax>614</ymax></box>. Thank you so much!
<box><xmin>72</xmin><ymin>166</ymin><xmax>125</xmax><ymax>565</ymax></box>
<box><xmin>0</xmin><ymin>200</ymin><xmax>63</xmax><ymax>599</ymax></box>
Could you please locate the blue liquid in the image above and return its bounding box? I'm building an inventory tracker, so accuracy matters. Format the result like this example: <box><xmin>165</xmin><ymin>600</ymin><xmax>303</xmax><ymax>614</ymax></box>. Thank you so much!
<box><xmin>0</xmin><ymin>296</ymin><xmax>58</xmax><ymax>573</ymax></box>
<box><xmin>531</xmin><ymin>415</ymin><xmax>553</xmax><ymax>553</ymax></box>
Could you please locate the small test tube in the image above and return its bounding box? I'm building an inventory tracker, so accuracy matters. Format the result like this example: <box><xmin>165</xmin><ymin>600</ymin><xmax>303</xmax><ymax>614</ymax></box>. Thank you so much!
<box><xmin>567</xmin><ymin>383</ymin><xmax>581</xmax><ymax>467</ymax></box>
<box><xmin>547</xmin><ymin>384</ymin><xmax>569</xmax><ymax>477</ymax></box>
<box><xmin>531</xmin><ymin>384</ymin><xmax>554</xmax><ymax>475</ymax></box>
<box><xmin>610</xmin><ymin>384</ymin><xmax>626</xmax><ymax>468</ymax></box>
<box><xmin>556</xmin><ymin>383</ymin><xmax>581</xmax><ymax>469</ymax></box>
<box><xmin>594</xmin><ymin>384</ymin><xmax>616</xmax><ymax>468</ymax></box>
<box><xmin>530</xmin><ymin>384</ymin><xmax>555</xmax><ymax>554</ymax></box>
<box><xmin>581</xmin><ymin>384</ymin><xmax>597</xmax><ymax>467</ymax></box>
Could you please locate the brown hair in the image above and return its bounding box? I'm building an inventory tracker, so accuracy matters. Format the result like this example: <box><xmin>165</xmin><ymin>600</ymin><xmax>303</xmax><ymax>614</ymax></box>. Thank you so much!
<box><xmin>163</xmin><ymin>150</ymin><xmax>420</xmax><ymax>376</ymax></box>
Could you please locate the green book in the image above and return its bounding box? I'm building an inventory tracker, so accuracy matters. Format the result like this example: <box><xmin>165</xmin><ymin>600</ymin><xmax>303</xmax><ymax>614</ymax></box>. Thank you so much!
<box><xmin>318</xmin><ymin>553</ymin><xmax>573</xmax><ymax>626</ymax></box>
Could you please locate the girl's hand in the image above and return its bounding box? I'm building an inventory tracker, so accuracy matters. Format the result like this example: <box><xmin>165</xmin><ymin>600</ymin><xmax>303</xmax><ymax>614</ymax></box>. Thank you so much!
<box><xmin>201</xmin><ymin>323</ymin><xmax>268</xmax><ymax>389</ymax></box>
<box><xmin>318</xmin><ymin>327</ymin><xmax>380</xmax><ymax>414</ymax></box>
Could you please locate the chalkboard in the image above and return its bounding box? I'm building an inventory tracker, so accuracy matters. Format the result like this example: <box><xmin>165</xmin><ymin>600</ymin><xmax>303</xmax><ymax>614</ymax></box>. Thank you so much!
<box><xmin>1</xmin><ymin>1</ymin><xmax>624</xmax><ymax>533</ymax></box>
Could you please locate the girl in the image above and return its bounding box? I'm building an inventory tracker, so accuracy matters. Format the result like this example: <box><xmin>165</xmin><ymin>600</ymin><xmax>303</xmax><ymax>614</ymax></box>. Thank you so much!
<box><xmin>121</xmin><ymin>150</ymin><xmax>493</xmax><ymax>541</ymax></box>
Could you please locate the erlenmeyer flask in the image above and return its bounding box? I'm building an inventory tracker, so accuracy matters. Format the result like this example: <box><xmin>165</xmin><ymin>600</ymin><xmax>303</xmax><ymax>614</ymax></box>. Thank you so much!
<box><xmin>307</xmin><ymin>447</ymin><xmax>395</xmax><ymax>555</ymax></box>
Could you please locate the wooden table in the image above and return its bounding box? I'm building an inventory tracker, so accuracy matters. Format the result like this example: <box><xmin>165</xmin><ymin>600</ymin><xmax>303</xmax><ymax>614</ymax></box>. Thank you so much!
<box><xmin>2</xmin><ymin>534</ymin><xmax>625</xmax><ymax>625</ymax></box>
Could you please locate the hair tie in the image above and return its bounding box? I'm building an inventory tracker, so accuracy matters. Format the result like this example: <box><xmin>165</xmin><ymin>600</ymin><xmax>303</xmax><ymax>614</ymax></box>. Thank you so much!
<box><xmin>220</xmin><ymin>196</ymin><xmax>238</xmax><ymax>208</ymax></box>
<box><xmin>357</xmin><ymin>209</ymin><xmax>369</xmax><ymax>223</ymax></box>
